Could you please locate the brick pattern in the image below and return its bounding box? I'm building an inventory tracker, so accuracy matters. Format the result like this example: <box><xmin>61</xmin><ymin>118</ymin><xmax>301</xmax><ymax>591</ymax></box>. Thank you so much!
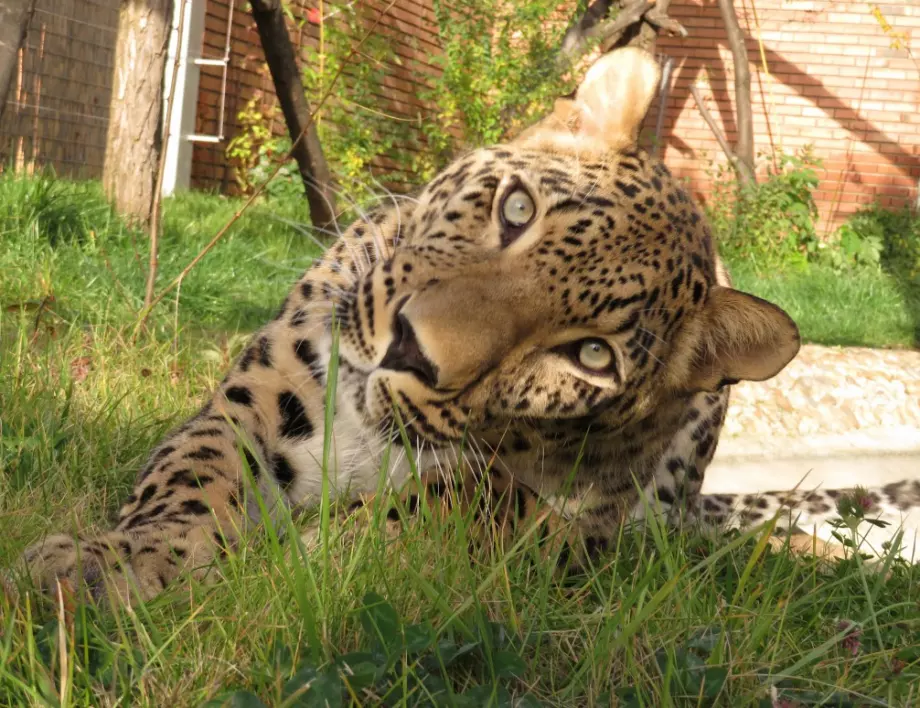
<box><xmin>192</xmin><ymin>0</ymin><xmax>441</xmax><ymax>191</ymax></box>
<box><xmin>4</xmin><ymin>0</ymin><xmax>914</xmax><ymax>232</ymax></box>
<box><xmin>651</xmin><ymin>0</ymin><xmax>920</xmax><ymax>228</ymax></box>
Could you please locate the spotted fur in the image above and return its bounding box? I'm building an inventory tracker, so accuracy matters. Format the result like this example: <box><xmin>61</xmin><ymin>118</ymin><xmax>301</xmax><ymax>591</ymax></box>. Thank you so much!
<box><xmin>14</xmin><ymin>49</ymin><xmax>916</xmax><ymax>605</ymax></box>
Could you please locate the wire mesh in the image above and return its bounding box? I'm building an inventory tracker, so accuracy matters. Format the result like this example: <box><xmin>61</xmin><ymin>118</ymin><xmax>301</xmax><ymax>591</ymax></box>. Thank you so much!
<box><xmin>0</xmin><ymin>0</ymin><xmax>120</xmax><ymax>179</ymax></box>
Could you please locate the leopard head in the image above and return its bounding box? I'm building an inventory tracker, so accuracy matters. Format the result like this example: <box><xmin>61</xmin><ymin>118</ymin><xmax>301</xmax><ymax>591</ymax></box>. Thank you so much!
<box><xmin>336</xmin><ymin>48</ymin><xmax>800</xmax><ymax>454</ymax></box>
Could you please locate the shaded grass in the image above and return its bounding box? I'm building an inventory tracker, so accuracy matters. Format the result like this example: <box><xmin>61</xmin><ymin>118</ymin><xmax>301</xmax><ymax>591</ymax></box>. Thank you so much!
<box><xmin>1</xmin><ymin>175</ymin><xmax>919</xmax><ymax>705</ymax></box>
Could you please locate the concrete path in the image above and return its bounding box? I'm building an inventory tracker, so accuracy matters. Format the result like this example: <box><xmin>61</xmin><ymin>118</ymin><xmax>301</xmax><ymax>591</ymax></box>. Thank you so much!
<box><xmin>704</xmin><ymin>345</ymin><xmax>920</xmax><ymax>496</ymax></box>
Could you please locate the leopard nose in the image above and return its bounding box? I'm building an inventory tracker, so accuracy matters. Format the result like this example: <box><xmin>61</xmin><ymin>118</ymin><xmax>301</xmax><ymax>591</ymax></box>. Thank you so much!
<box><xmin>379</xmin><ymin>313</ymin><xmax>439</xmax><ymax>388</ymax></box>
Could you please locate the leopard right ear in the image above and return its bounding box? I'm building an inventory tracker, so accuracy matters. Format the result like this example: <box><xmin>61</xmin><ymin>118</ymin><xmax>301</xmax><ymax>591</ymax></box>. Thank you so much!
<box><xmin>670</xmin><ymin>286</ymin><xmax>801</xmax><ymax>394</ymax></box>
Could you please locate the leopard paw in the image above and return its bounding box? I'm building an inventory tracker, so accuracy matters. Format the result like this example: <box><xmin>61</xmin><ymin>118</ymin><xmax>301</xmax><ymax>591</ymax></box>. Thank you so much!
<box><xmin>17</xmin><ymin>532</ymin><xmax>148</xmax><ymax>606</ymax></box>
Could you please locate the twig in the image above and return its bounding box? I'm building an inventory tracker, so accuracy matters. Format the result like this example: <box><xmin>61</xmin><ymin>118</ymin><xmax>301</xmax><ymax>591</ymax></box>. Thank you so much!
<box><xmin>132</xmin><ymin>0</ymin><xmax>398</xmax><ymax>337</ymax></box>
<box><xmin>31</xmin><ymin>295</ymin><xmax>52</xmax><ymax>339</ymax></box>
<box><xmin>653</xmin><ymin>55</ymin><xmax>674</xmax><ymax>156</ymax></box>
<box><xmin>599</xmin><ymin>0</ymin><xmax>654</xmax><ymax>53</ymax></box>
<box><xmin>689</xmin><ymin>84</ymin><xmax>742</xmax><ymax>174</ymax></box>
<box><xmin>145</xmin><ymin>0</ymin><xmax>188</xmax><ymax>310</ymax></box>
<box><xmin>716</xmin><ymin>0</ymin><xmax>755</xmax><ymax>184</ymax></box>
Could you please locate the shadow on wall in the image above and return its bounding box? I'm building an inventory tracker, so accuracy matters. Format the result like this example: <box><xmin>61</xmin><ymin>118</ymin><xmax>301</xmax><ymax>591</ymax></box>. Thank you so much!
<box><xmin>654</xmin><ymin>0</ymin><xmax>919</xmax><ymax>227</ymax></box>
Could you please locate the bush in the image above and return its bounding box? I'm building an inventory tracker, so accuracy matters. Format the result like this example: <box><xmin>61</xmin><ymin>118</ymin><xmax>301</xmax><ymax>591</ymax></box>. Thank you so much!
<box><xmin>417</xmin><ymin>0</ymin><xmax>575</xmax><ymax>179</ymax></box>
<box><xmin>227</xmin><ymin>0</ymin><xmax>576</xmax><ymax>196</ymax></box>
<box><xmin>827</xmin><ymin>205</ymin><xmax>920</xmax><ymax>283</ymax></box>
<box><xmin>707</xmin><ymin>148</ymin><xmax>821</xmax><ymax>269</ymax></box>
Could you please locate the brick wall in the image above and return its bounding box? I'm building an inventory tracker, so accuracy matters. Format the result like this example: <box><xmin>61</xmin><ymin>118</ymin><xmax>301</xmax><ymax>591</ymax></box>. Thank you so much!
<box><xmin>191</xmin><ymin>0</ymin><xmax>442</xmax><ymax>192</ymax></box>
<box><xmin>653</xmin><ymin>0</ymin><xmax>920</xmax><ymax>229</ymax></box>
<box><xmin>193</xmin><ymin>1</ymin><xmax>920</xmax><ymax>229</ymax></box>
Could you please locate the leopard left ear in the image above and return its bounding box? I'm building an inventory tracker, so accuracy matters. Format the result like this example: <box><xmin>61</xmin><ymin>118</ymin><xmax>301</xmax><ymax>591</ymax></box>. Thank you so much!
<box><xmin>674</xmin><ymin>286</ymin><xmax>801</xmax><ymax>393</ymax></box>
<box><xmin>513</xmin><ymin>47</ymin><xmax>659</xmax><ymax>149</ymax></box>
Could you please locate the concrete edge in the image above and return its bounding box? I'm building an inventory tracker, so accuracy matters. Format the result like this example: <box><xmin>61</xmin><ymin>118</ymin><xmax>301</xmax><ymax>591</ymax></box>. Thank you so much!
<box><xmin>713</xmin><ymin>425</ymin><xmax>920</xmax><ymax>463</ymax></box>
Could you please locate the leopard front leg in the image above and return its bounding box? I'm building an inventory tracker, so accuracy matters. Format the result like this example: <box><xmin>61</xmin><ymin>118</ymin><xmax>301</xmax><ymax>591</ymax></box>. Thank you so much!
<box><xmin>13</xmin><ymin>204</ymin><xmax>406</xmax><ymax>606</ymax></box>
<box><xmin>16</xmin><ymin>414</ymin><xmax>255</xmax><ymax>605</ymax></box>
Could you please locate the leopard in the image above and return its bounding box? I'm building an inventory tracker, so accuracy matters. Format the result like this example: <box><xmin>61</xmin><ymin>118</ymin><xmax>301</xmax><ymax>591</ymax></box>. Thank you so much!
<box><xmin>12</xmin><ymin>48</ymin><xmax>918</xmax><ymax>607</ymax></box>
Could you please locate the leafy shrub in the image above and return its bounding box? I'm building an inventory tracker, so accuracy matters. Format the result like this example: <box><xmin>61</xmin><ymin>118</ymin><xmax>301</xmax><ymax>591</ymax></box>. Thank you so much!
<box><xmin>822</xmin><ymin>211</ymin><xmax>884</xmax><ymax>271</ymax></box>
<box><xmin>828</xmin><ymin>205</ymin><xmax>920</xmax><ymax>283</ymax></box>
<box><xmin>228</xmin><ymin>3</ymin><xmax>417</xmax><ymax>201</ymax></box>
<box><xmin>225</xmin><ymin>98</ymin><xmax>301</xmax><ymax>200</ymax></box>
<box><xmin>418</xmin><ymin>0</ymin><xmax>576</xmax><ymax>179</ymax></box>
<box><xmin>228</xmin><ymin>0</ymin><xmax>578</xmax><ymax>196</ymax></box>
<box><xmin>707</xmin><ymin>148</ymin><xmax>822</xmax><ymax>269</ymax></box>
<box><xmin>300</xmin><ymin>4</ymin><xmax>415</xmax><ymax>195</ymax></box>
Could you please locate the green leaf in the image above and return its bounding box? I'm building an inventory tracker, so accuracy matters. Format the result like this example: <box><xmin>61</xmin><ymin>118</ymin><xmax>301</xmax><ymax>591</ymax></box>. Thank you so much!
<box><xmin>492</xmin><ymin>650</ymin><xmax>527</xmax><ymax>679</ymax></box>
<box><xmin>435</xmin><ymin>640</ymin><xmax>482</xmax><ymax>668</ymax></box>
<box><xmin>359</xmin><ymin>592</ymin><xmax>403</xmax><ymax>659</ymax></box>
<box><xmin>302</xmin><ymin>669</ymin><xmax>343</xmax><ymax>708</ymax></box>
<box><xmin>459</xmin><ymin>685</ymin><xmax>512</xmax><ymax>707</ymax></box>
<box><xmin>282</xmin><ymin>666</ymin><xmax>318</xmax><ymax>702</ymax></box>
<box><xmin>335</xmin><ymin>652</ymin><xmax>380</xmax><ymax>693</ymax></box>
<box><xmin>700</xmin><ymin>667</ymin><xmax>728</xmax><ymax>699</ymax></box>
<box><xmin>404</xmin><ymin>622</ymin><xmax>434</xmax><ymax>655</ymax></box>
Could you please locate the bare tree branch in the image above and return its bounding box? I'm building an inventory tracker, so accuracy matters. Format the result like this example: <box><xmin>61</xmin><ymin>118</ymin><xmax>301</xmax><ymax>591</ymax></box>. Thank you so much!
<box><xmin>689</xmin><ymin>84</ymin><xmax>754</xmax><ymax>184</ymax></box>
<box><xmin>250</xmin><ymin>0</ymin><xmax>337</xmax><ymax>230</ymax></box>
<box><xmin>556</xmin><ymin>0</ymin><xmax>688</xmax><ymax>69</ymax></box>
<box><xmin>652</xmin><ymin>55</ymin><xmax>675</xmax><ymax>155</ymax></box>
<box><xmin>146</xmin><ymin>0</ymin><xmax>188</xmax><ymax>309</ymax></box>
<box><xmin>559</xmin><ymin>0</ymin><xmax>620</xmax><ymax>64</ymax></box>
<box><xmin>716</xmin><ymin>0</ymin><xmax>755</xmax><ymax>184</ymax></box>
<box><xmin>558</xmin><ymin>0</ymin><xmax>618</xmax><ymax>61</ymax></box>
<box><xmin>598</xmin><ymin>0</ymin><xmax>654</xmax><ymax>52</ymax></box>
<box><xmin>645</xmin><ymin>0</ymin><xmax>688</xmax><ymax>37</ymax></box>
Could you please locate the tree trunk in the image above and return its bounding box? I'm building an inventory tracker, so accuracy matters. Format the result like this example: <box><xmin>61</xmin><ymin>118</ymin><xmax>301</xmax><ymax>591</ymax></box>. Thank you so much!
<box><xmin>558</xmin><ymin>0</ymin><xmax>620</xmax><ymax>64</ymax></box>
<box><xmin>556</xmin><ymin>0</ymin><xmax>687</xmax><ymax>69</ymax></box>
<box><xmin>716</xmin><ymin>0</ymin><xmax>755</xmax><ymax>184</ymax></box>
<box><xmin>0</xmin><ymin>0</ymin><xmax>37</xmax><ymax>124</ymax></box>
<box><xmin>103</xmin><ymin>0</ymin><xmax>173</xmax><ymax>227</ymax></box>
<box><xmin>250</xmin><ymin>0</ymin><xmax>336</xmax><ymax>231</ymax></box>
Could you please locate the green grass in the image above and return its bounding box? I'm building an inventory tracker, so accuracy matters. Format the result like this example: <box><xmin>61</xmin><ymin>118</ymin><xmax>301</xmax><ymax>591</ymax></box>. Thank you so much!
<box><xmin>730</xmin><ymin>262</ymin><xmax>918</xmax><ymax>350</ymax></box>
<box><xmin>1</xmin><ymin>174</ymin><xmax>919</xmax><ymax>706</ymax></box>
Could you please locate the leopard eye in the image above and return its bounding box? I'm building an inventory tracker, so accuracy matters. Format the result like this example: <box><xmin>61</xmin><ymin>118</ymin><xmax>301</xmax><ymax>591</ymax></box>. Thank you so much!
<box><xmin>500</xmin><ymin>188</ymin><xmax>535</xmax><ymax>228</ymax></box>
<box><xmin>577</xmin><ymin>339</ymin><xmax>614</xmax><ymax>371</ymax></box>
